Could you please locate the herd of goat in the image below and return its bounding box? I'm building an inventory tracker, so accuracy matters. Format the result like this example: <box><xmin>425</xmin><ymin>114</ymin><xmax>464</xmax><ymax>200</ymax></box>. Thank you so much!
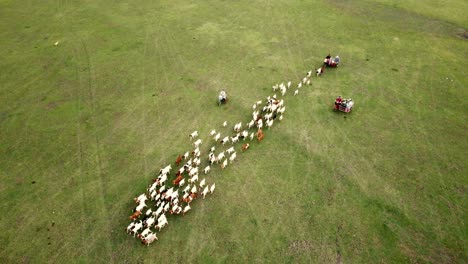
<box><xmin>126</xmin><ymin>68</ymin><xmax>321</xmax><ymax>245</ymax></box>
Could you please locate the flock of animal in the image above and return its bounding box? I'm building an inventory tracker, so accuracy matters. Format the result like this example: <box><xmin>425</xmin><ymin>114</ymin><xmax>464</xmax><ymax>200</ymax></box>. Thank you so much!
<box><xmin>126</xmin><ymin>66</ymin><xmax>324</xmax><ymax>245</ymax></box>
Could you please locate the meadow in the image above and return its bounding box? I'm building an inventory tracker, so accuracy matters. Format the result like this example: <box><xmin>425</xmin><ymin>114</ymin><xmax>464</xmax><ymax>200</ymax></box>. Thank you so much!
<box><xmin>0</xmin><ymin>0</ymin><xmax>466</xmax><ymax>263</ymax></box>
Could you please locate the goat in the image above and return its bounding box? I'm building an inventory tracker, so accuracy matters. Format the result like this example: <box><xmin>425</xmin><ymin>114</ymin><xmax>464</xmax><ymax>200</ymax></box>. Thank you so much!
<box><xmin>189</xmin><ymin>130</ymin><xmax>198</xmax><ymax>139</ymax></box>
<box><xmin>229</xmin><ymin>152</ymin><xmax>237</xmax><ymax>163</ymax></box>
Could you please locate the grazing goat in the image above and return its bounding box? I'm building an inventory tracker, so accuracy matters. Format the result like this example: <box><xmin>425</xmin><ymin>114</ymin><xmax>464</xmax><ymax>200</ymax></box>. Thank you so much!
<box><xmin>163</xmin><ymin>203</ymin><xmax>170</xmax><ymax>212</ymax></box>
<box><xmin>226</xmin><ymin>147</ymin><xmax>235</xmax><ymax>154</ymax></box>
<box><xmin>156</xmin><ymin>219</ymin><xmax>168</xmax><ymax>231</ymax></box>
<box><xmin>145</xmin><ymin>208</ymin><xmax>153</xmax><ymax>216</ymax></box>
<box><xmin>132</xmin><ymin>221</ymin><xmax>143</xmax><ymax>237</ymax></box>
<box><xmin>316</xmin><ymin>67</ymin><xmax>324</xmax><ymax>77</ymax></box>
<box><xmin>241</xmin><ymin>130</ymin><xmax>249</xmax><ymax>140</ymax></box>
<box><xmin>175</xmin><ymin>155</ymin><xmax>183</xmax><ymax>166</ymax></box>
<box><xmin>199</xmin><ymin>178</ymin><xmax>206</xmax><ymax>188</ymax></box>
<box><xmin>193</xmin><ymin>139</ymin><xmax>202</xmax><ymax>148</ymax></box>
<box><xmin>189</xmin><ymin>167</ymin><xmax>198</xmax><ymax>177</ymax></box>
<box><xmin>148</xmin><ymin>182</ymin><xmax>158</xmax><ymax>193</ymax></box>
<box><xmin>233</xmin><ymin>122</ymin><xmax>242</xmax><ymax>132</ymax></box>
<box><xmin>231</xmin><ymin>135</ymin><xmax>239</xmax><ymax>144</ymax></box>
<box><xmin>192</xmin><ymin>147</ymin><xmax>200</xmax><ymax>157</ymax></box>
<box><xmin>143</xmin><ymin>232</ymin><xmax>158</xmax><ymax>246</ymax></box>
<box><xmin>155</xmin><ymin>206</ymin><xmax>163</xmax><ymax>217</ymax></box>
<box><xmin>266</xmin><ymin>119</ymin><xmax>274</xmax><ymax>128</ymax></box>
<box><xmin>229</xmin><ymin>152</ymin><xmax>237</xmax><ymax>163</ymax></box>
<box><xmin>172</xmin><ymin>175</ymin><xmax>184</xmax><ymax>186</ymax></box>
<box><xmin>210</xmin><ymin>129</ymin><xmax>216</xmax><ymax>136</ymax></box>
<box><xmin>210</xmin><ymin>183</ymin><xmax>216</xmax><ymax>194</ymax></box>
<box><xmin>183</xmin><ymin>205</ymin><xmax>191</xmax><ymax>215</ymax></box>
<box><xmin>220</xmin><ymin>136</ymin><xmax>229</xmax><ymax>145</ymax></box>
<box><xmin>281</xmin><ymin>87</ymin><xmax>286</xmax><ymax>96</ymax></box>
<box><xmin>208</xmin><ymin>153</ymin><xmax>216</xmax><ymax>164</ymax></box>
<box><xmin>158</xmin><ymin>214</ymin><xmax>167</xmax><ymax>224</ymax></box>
<box><xmin>221</xmin><ymin>159</ymin><xmax>228</xmax><ymax>169</ymax></box>
<box><xmin>145</xmin><ymin>216</ymin><xmax>155</xmax><ymax>227</ymax></box>
<box><xmin>179</xmin><ymin>178</ymin><xmax>185</xmax><ymax>187</ymax></box>
<box><xmin>214</xmin><ymin>133</ymin><xmax>221</xmax><ymax>142</ymax></box>
<box><xmin>135</xmin><ymin>202</ymin><xmax>147</xmax><ymax>213</ymax></box>
<box><xmin>202</xmin><ymin>186</ymin><xmax>209</xmax><ymax>199</ymax></box>
<box><xmin>189</xmin><ymin>174</ymin><xmax>199</xmax><ymax>184</ymax></box>
<box><xmin>294</xmin><ymin>89</ymin><xmax>299</xmax><ymax>96</ymax></box>
<box><xmin>216</xmin><ymin>152</ymin><xmax>225</xmax><ymax>163</ymax></box>
<box><xmin>242</xmin><ymin>143</ymin><xmax>250</xmax><ymax>151</ymax></box>
<box><xmin>129</xmin><ymin>211</ymin><xmax>142</xmax><ymax>220</ymax></box>
<box><xmin>183</xmin><ymin>151</ymin><xmax>189</xmax><ymax>160</ymax></box>
<box><xmin>178</xmin><ymin>166</ymin><xmax>185</xmax><ymax>175</ymax></box>
<box><xmin>248</xmin><ymin>120</ymin><xmax>255</xmax><ymax>129</ymax></box>
<box><xmin>204</xmin><ymin>165</ymin><xmax>210</xmax><ymax>174</ymax></box>
<box><xmin>256</xmin><ymin>129</ymin><xmax>264</xmax><ymax>142</ymax></box>
<box><xmin>134</xmin><ymin>194</ymin><xmax>147</xmax><ymax>204</ymax></box>
<box><xmin>150</xmin><ymin>190</ymin><xmax>157</xmax><ymax>200</ymax></box>
<box><xmin>256</xmin><ymin>119</ymin><xmax>263</xmax><ymax>129</ymax></box>
<box><xmin>170</xmin><ymin>189</ymin><xmax>179</xmax><ymax>200</ymax></box>
<box><xmin>223</xmin><ymin>121</ymin><xmax>227</xmax><ymax>127</ymax></box>
<box><xmin>158</xmin><ymin>174</ymin><xmax>167</xmax><ymax>186</ymax></box>
<box><xmin>189</xmin><ymin>130</ymin><xmax>198</xmax><ymax>139</ymax></box>
<box><xmin>126</xmin><ymin>222</ymin><xmax>136</xmax><ymax>233</ymax></box>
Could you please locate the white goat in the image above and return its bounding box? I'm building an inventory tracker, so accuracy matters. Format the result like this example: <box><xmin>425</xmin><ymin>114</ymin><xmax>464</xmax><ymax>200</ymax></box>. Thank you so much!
<box><xmin>183</xmin><ymin>205</ymin><xmax>191</xmax><ymax>215</ymax></box>
<box><xmin>189</xmin><ymin>174</ymin><xmax>199</xmax><ymax>183</ymax></box>
<box><xmin>221</xmin><ymin>136</ymin><xmax>229</xmax><ymax>145</ymax></box>
<box><xmin>193</xmin><ymin>139</ymin><xmax>202</xmax><ymax>148</ymax></box>
<box><xmin>189</xmin><ymin>130</ymin><xmax>198</xmax><ymax>140</ymax></box>
<box><xmin>199</xmin><ymin>178</ymin><xmax>206</xmax><ymax>188</ymax></box>
<box><xmin>216</xmin><ymin>152</ymin><xmax>225</xmax><ymax>162</ymax></box>
<box><xmin>201</xmin><ymin>186</ymin><xmax>209</xmax><ymax>199</ymax></box>
<box><xmin>229</xmin><ymin>152</ymin><xmax>237</xmax><ymax>163</ymax></box>
<box><xmin>226</xmin><ymin>147</ymin><xmax>235</xmax><ymax>154</ymax></box>
<box><xmin>214</xmin><ymin>133</ymin><xmax>221</xmax><ymax>142</ymax></box>
<box><xmin>221</xmin><ymin>159</ymin><xmax>228</xmax><ymax>169</ymax></box>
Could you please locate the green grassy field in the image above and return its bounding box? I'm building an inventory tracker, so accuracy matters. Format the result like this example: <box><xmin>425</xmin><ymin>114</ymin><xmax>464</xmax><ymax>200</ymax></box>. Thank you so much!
<box><xmin>0</xmin><ymin>0</ymin><xmax>466</xmax><ymax>263</ymax></box>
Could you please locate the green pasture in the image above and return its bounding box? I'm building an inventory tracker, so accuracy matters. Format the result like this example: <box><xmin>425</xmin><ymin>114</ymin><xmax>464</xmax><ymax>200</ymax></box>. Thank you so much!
<box><xmin>0</xmin><ymin>0</ymin><xmax>466</xmax><ymax>263</ymax></box>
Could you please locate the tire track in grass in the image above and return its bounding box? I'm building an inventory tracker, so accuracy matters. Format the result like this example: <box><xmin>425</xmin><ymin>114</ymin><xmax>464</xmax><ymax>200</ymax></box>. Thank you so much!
<box><xmin>139</xmin><ymin>20</ymin><xmax>151</xmax><ymax>177</ymax></box>
<box><xmin>76</xmin><ymin>36</ymin><xmax>113</xmax><ymax>260</ymax></box>
<box><xmin>68</xmin><ymin>29</ymin><xmax>90</xmax><ymax>262</ymax></box>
